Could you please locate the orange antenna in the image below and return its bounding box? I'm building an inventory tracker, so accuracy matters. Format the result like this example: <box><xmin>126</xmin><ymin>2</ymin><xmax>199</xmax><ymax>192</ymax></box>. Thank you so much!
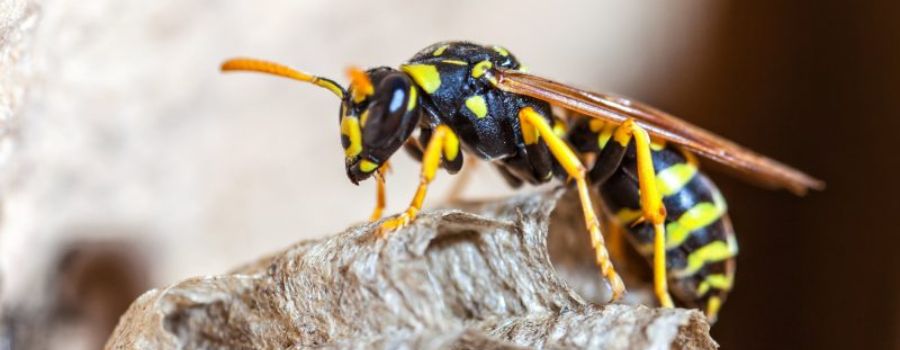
<box><xmin>221</xmin><ymin>58</ymin><xmax>345</xmax><ymax>99</ymax></box>
<box><xmin>346</xmin><ymin>66</ymin><xmax>374</xmax><ymax>103</ymax></box>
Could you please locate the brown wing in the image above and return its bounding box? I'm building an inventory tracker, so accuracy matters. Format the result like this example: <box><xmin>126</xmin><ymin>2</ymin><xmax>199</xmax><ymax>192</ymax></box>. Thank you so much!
<box><xmin>494</xmin><ymin>69</ymin><xmax>825</xmax><ymax>195</ymax></box>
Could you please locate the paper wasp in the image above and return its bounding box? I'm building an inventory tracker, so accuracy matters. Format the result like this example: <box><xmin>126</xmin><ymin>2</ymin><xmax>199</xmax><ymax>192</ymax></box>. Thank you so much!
<box><xmin>220</xmin><ymin>41</ymin><xmax>823</xmax><ymax>322</ymax></box>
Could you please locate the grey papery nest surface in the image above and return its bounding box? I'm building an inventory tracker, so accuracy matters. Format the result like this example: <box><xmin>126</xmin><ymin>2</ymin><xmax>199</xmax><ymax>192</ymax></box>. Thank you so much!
<box><xmin>105</xmin><ymin>189</ymin><xmax>716</xmax><ymax>349</ymax></box>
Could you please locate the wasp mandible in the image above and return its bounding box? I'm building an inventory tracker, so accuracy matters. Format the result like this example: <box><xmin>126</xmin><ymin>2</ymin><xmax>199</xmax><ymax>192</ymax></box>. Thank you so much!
<box><xmin>221</xmin><ymin>41</ymin><xmax>824</xmax><ymax>322</ymax></box>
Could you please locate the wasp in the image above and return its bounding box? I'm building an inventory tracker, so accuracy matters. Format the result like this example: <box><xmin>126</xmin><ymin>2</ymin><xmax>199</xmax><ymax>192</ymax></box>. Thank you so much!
<box><xmin>220</xmin><ymin>41</ymin><xmax>823</xmax><ymax>322</ymax></box>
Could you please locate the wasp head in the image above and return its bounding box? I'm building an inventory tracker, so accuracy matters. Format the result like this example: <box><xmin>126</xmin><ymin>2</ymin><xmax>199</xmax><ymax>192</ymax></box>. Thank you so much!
<box><xmin>341</xmin><ymin>67</ymin><xmax>421</xmax><ymax>184</ymax></box>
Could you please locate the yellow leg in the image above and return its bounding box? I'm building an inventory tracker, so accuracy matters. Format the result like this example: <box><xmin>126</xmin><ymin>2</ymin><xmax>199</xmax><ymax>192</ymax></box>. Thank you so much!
<box><xmin>614</xmin><ymin>119</ymin><xmax>674</xmax><ymax>308</ymax></box>
<box><xmin>369</xmin><ymin>162</ymin><xmax>391</xmax><ymax>221</ymax></box>
<box><xmin>604</xmin><ymin>214</ymin><xmax>628</xmax><ymax>266</ymax></box>
<box><xmin>519</xmin><ymin>107</ymin><xmax>626</xmax><ymax>301</ymax></box>
<box><xmin>379</xmin><ymin>125</ymin><xmax>455</xmax><ymax>235</ymax></box>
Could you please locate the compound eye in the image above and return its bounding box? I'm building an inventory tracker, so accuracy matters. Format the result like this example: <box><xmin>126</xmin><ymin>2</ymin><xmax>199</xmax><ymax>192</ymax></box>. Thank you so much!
<box><xmin>361</xmin><ymin>74</ymin><xmax>413</xmax><ymax>148</ymax></box>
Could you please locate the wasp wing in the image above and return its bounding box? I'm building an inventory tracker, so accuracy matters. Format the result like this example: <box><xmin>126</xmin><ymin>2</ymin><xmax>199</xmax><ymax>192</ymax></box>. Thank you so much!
<box><xmin>494</xmin><ymin>69</ymin><xmax>824</xmax><ymax>195</ymax></box>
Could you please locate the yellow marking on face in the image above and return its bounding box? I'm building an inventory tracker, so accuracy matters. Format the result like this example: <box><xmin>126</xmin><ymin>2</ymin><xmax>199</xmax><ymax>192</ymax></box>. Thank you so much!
<box><xmin>589</xmin><ymin>120</ymin><xmax>605</xmax><ymax>133</ymax></box>
<box><xmin>359</xmin><ymin>109</ymin><xmax>370</xmax><ymax>127</ymax></box>
<box><xmin>441</xmin><ymin>59</ymin><xmax>468</xmax><ymax>66</ymax></box>
<box><xmin>472</xmin><ymin>60</ymin><xmax>493</xmax><ymax>79</ymax></box>
<box><xmin>696</xmin><ymin>273</ymin><xmax>734</xmax><ymax>296</ymax></box>
<box><xmin>518</xmin><ymin>65</ymin><xmax>529</xmax><ymax>73</ymax></box>
<box><xmin>597</xmin><ymin>124</ymin><xmax>616</xmax><ymax>150</ymax></box>
<box><xmin>615</xmin><ymin>207</ymin><xmax>643</xmax><ymax>225</ymax></box>
<box><xmin>665</xmin><ymin>201</ymin><xmax>725</xmax><ymax>249</ymax></box>
<box><xmin>433</xmin><ymin>44</ymin><xmax>450</xmax><ymax>56</ymax></box>
<box><xmin>359</xmin><ymin>159</ymin><xmax>379</xmax><ymax>173</ymax></box>
<box><xmin>340</xmin><ymin>116</ymin><xmax>362</xmax><ymax>158</ymax></box>
<box><xmin>493</xmin><ymin>46</ymin><xmax>509</xmax><ymax>56</ymax></box>
<box><xmin>401</xmin><ymin>64</ymin><xmax>441</xmax><ymax>94</ymax></box>
<box><xmin>465</xmin><ymin>95</ymin><xmax>488</xmax><ymax>119</ymax></box>
<box><xmin>407</xmin><ymin>86</ymin><xmax>417</xmax><ymax>112</ymax></box>
<box><xmin>706</xmin><ymin>296</ymin><xmax>722</xmax><ymax>321</ymax></box>
<box><xmin>443</xmin><ymin>129</ymin><xmax>460</xmax><ymax>161</ymax></box>
<box><xmin>675</xmin><ymin>240</ymin><xmax>737</xmax><ymax>277</ymax></box>
<box><xmin>656</xmin><ymin>162</ymin><xmax>698</xmax><ymax>197</ymax></box>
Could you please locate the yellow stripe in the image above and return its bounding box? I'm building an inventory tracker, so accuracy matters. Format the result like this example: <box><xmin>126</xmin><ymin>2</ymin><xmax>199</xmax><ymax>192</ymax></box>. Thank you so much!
<box><xmin>472</xmin><ymin>60</ymin><xmax>493</xmax><ymax>79</ymax></box>
<box><xmin>656</xmin><ymin>163</ymin><xmax>698</xmax><ymax>197</ymax></box>
<box><xmin>406</xmin><ymin>86</ymin><xmax>417</xmax><ymax>112</ymax></box>
<box><xmin>615</xmin><ymin>207</ymin><xmax>642</xmax><ymax>225</ymax></box>
<box><xmin>465</xmin><ymin>95</ymin><xmax>488</xmax><ymax>119</ymax></box>
<box><xmin>359</xmin><ymin>159</ymin><xmax>379</xmax><ymax>173</ymax></box>
<box><xmin>441</xmin><ymin>59</ymin><xmax>467</xmax><ymax>66</ymax></box>
<box><xmin>675</xmin><ymin>237</ymin><xmax>738</xmax><ymax>277</ymax></box>
<box><xmin>665</xmin><ymin>201</ymin><xmax>724</xmax><ymax>249</ymax></box>
<box><xmin>696</xmin><ymin>273</ymin><xmax>733</xmax><ymax>295</ymax></box>
<box><xmin>597</xmin><ymin>123</ymin><xmax>616</xmax><ymax>149</ymax></box>
<box><xmin>340</xmin><ymin>116</ymin><xmax>362</xmax><ymax>158</ymax></box>
<box><xmin>359</xmin><ymin>109</ymin><xmax>370</xmax><ymax>127</ymax></box>
<box><xmin>433</xmin><ymin>44</ymin><xmax>450</xmax><ymax>56</ymax></box>
<box><xmin>443</xmin><ymin>129</ymin><xmax>460</xmax><ymax>161</ymax></box>
<box><xmin>706</xmin><ymin>296</ymin><xmax>723</xmax><ymax>321</ymax></box>
<box><xmin>401</xmin><ymin>64</ymin><xmax>441</xmax><ymax>94</ymax></box>
<box><xmin>553</xmin><ymin>119</ymin><xmax>567</xmax><ymax>138</ymax></box>
<box><xmin>493</xmin><ymin>46</ymin><xmax>509</xmax><ymax>56</ymax></box>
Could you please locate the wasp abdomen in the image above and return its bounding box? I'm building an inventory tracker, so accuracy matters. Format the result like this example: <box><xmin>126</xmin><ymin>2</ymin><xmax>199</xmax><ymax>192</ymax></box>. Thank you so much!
<box><xmin>568</xmin><ymin>118</ymin><xmax>737</xmax><ymax>317</ymax></box>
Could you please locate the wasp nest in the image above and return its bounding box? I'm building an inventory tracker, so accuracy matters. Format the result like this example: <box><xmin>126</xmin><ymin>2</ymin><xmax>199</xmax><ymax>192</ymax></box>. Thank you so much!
<box><xmin>105</xmin><ymin>190</ymin><xmax>716</xmax><ymax>349</ymax></box>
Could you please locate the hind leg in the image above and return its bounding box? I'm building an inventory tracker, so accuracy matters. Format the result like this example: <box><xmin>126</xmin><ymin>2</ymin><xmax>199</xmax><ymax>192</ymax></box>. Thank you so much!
<box><xmin>609</xmin><ymin>119</ymin><xmax>674</xmax><ymax>308</ymax></box>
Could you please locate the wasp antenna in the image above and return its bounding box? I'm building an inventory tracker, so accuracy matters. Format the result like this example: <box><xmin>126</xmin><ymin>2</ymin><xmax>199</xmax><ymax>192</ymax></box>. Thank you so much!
<box><xmin>345</xmin><ymin>66</ymin><xmax>374</xmax><ymax>103</ymax></box>
<box><xmin>220</xmin><ymin>58</ymin><xmax>345</xmax><ymax>99</ymax></box>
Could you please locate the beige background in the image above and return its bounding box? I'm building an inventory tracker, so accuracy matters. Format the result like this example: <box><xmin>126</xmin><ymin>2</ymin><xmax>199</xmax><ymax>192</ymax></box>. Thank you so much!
<box><xmin>0</xmin><ymin>1</ymin><xmax>717</xmax><ymax>348</ymax></box>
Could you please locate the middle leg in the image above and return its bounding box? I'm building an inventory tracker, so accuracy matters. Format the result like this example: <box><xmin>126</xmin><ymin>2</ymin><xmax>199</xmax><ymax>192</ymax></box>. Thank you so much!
<box><xmin>519</xmin><ymin>107</ymin><xmax>626</xmax><ymax>301</ymax></box>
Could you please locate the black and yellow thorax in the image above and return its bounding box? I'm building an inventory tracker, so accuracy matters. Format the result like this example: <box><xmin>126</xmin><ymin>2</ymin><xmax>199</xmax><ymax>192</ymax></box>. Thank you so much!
<box><xmin>400</xmin><ymin>41</ymin><xmax>552</xmax><ymax>160</ymax></box>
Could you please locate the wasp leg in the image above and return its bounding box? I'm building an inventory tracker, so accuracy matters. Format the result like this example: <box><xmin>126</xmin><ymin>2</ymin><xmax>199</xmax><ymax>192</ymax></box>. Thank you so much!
<box><xmin>369</xmin><ymin>162</ymin><xmax>391</xmax><ymax>221</ymax></box>
<box><xmin>379</xmin><ymin>125</ymin><xmax>459</xmax><ymax>235</ymax></box>
<box><xmin>519</xmin><ymin>107</ymin><xmax>626</xmax><ymax>301</ymax></box>
<box><xmin>600</xmin><ymin>208</ymin><xmax>629</xmax><ymax>267</ymax></box>
<box><xmin>613</xmin><ymin>118</ymin><xmax>675</xmax><ymax>308</ymax></box>
<box><xmin>403</xmin><ymin>138</ymin><xmax>424</xmax><ymax>161</ymax></box>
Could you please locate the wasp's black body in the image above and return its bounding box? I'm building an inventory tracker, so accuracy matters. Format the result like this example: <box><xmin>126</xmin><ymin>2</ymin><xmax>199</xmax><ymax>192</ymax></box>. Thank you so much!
<box><xmin>402</xmin><ymin>42</ymin><xmax>561</xmax><ymax>185</ymax></box>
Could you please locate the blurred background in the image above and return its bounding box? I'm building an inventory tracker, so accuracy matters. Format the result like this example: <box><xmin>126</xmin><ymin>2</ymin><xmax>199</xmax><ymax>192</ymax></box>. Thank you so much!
<box><xmin>0</xmin><ymin>1</ymin><xmax>896</xmax><ymax>349</ymax></box>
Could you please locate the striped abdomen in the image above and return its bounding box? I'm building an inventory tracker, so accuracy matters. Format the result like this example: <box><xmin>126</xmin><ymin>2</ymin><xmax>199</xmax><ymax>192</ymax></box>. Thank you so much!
<box><xmin>568</xmin><ymin>119</ymin><xmax>738</xmax><ymax>318</ymax></box>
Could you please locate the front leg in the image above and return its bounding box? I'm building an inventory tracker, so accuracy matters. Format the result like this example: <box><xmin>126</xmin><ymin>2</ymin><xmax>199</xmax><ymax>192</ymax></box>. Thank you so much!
<box><xmin>368</xmin><ymin>162</ymin><xmax>390</xmax><ymax>221</ymax></box>
<box><xmin>378</xmin><ymin>125</ymin><xmax>459</xmax><ymax>236</ymax></box>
